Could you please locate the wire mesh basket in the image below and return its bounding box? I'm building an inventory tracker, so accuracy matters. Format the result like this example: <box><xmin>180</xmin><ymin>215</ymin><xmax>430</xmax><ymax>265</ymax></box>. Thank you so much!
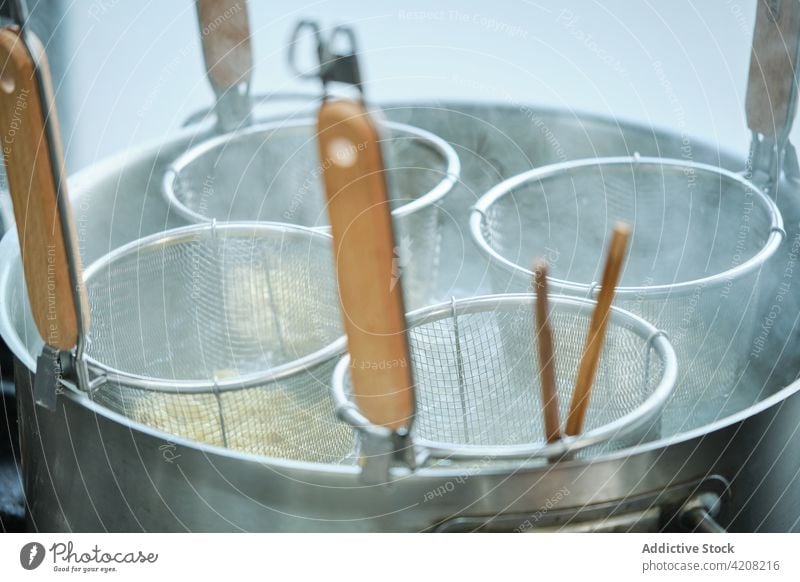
<box><xmin>82</xmin><ymin>222</ymin><xmax>355</xmax><ymax>463</ymax></box>
<box><xmin>331</xmin><ymin>294</ymin><xmax>677</xmax><ymax>461</ymax></box>
<box><xmin>163</xmin><ymin>118</ymin><xmax>461</xmax><ymax>310</ymax></box>
<box><xmin>470</xmin><ymin>157</ymin><xmax>784</xmax><ymax>437</ymax></box>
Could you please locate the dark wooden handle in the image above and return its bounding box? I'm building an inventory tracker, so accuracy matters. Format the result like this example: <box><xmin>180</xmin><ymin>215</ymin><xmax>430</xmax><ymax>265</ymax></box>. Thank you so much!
<box><xmin>0</xmin><ymin>27</ymin><xmax>87</xmax><ymax>351</ymax></box>
<box><xmin>746</xmin><ymin>0</ymin><xmax>800</xmax><ymax>137</ymax></box>
<box><xmin>566</xmin><ymin>222</ymin><xmax>630</xmax><ymax>436</ymax></box>
<box><xmin>196</xmin><ymin>0</ymin><xmax>252</xmax><ymax>91</ymax></box>
<box><xmin>533</xmin><ymin>260</ymin><xmax>561</xmax><ymax>444</ymax></box>
<box><xmin>318</xmin><ymin>99</ymin><xmax>415</xmax><ymax>431</ymax></box>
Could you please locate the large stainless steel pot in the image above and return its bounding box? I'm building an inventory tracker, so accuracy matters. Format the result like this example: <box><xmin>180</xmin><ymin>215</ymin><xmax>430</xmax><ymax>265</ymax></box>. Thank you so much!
<box><xmin>2</xmin><ymin>102</ymin><xmax>799</xmax><ymax>531</ymax></box>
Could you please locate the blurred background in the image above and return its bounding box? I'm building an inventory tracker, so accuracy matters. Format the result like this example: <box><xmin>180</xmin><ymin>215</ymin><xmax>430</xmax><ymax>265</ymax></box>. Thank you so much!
<box><xmin>12</xmin><ymin>0</ymin><xmax>773</xmax><ymax>173</ymax></box>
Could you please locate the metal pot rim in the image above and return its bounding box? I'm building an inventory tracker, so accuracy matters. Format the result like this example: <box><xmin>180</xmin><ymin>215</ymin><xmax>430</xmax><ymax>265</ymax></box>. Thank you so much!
<box><xmin>469</xmin><ymin>156</ymin><xmax>785</xmax><ymax>298</ymax></box>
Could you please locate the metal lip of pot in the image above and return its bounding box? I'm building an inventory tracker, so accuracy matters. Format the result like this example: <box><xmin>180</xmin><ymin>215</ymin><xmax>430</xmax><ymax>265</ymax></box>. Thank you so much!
<box><xmin>80</xmin><ymin>220</ymin><xmax>348</xmax><ymax>393</ymax></box>
<box><xmin>331</xmin><ymin>293</ymin><xmax>679</xmax><ymax>461</ymax></box>
<box><xmin>8</xmin><ymin>327</ymin><xmax>799</xmax><ymax>479</ymax></box>
<box><xmin>469</xmin><ymin>155</ymin><xmax>786</xmax><ymax>300</ymax></box>
<box><xmin>161</xmin><ymin>117</ymin><xmax>462</xmax><ymax>225</ymax></box>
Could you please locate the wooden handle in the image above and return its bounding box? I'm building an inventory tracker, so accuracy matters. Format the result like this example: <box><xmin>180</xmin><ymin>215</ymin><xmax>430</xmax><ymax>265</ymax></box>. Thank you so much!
<box><xmin>565</xmin><ymin>222</ymin><xmax>630</xmax><ymax>436</ymax></box>
<box><xmin>0</xmin><ymin>27</ymin><xmax>87</xmax><ymax>351</ymax></box>
<box><xmin>746</xmin><ymin>0</ymin><xmax>800</xmax><ymax>137</ymax></box>
<box><xmin>196</xmin><ymin>0</ymin><xmax>252</xmax><ymax>91</ymax></box>
<box><xmin>318</xmin><ymin>99</ymin><xmax>415</xmax><ymax>431</ymax></box>
<box><xmin>533</xmin><ymin>260</ymin><xmax>561</xmax><ymax>444</ymax></box>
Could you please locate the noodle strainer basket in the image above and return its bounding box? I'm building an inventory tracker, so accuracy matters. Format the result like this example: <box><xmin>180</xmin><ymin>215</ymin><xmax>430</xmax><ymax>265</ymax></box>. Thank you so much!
<box><xmin>331</xmin><ymin>294</ymin><xmax>677</xmax><ymax>469</ymax></box>
<box><xmin>163</xmin><ymin>118</ymin><xmax>461</xmax><ymax>309</ymax></box>
<box><xmin>82</xmin><ymin>221</ymin><xmax>355</xmax><ymax>463</ymax></box>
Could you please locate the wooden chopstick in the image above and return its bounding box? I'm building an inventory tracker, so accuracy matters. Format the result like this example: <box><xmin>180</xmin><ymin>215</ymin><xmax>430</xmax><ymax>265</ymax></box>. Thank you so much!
<box><xmin>565</xmin><ymin>221</ymin><xmax>631</xmax><ymax>436</ymax></box>
<box><xmin>533</xmin><ymin>259</ymin><xmax>561</xmax><ymax>443</ymax></box>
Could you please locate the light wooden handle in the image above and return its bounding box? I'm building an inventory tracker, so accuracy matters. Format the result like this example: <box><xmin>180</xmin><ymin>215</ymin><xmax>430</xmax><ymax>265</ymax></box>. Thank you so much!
<box><xmin>746</xmin><ymin>0</ymin><xmax>800</xmax><ymax>137</ymax></box>
<box><xmin>318</xmin><ymin>99</ymin><xmax>415</xmax><ymax>431</ymax></box>
<box><xmin>565</xmin><ymin>222</ymin><xmax>630</xmax><ymax>436</ymax></box>
<box><xmin>533</xmin><ymin>260</ymin><xmax>561</xmax><ymax>444</ymax></box>
<box><xmin>196</xmin><ymin>0</ymin><xmax>252</xmax><ymax>91</ymax></box>
<box><xmin>0</xmin><ymin>27</ymin><xmax>87</xmax><ymax>351</ymax></box>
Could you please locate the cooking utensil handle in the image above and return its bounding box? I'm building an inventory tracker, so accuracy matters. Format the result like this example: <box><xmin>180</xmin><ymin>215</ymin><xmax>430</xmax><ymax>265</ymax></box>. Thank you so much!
<box><xmin>566</xmin><ymin>222</ymin><xmax>630</xmax><ymax>436</ymax></box>
<box><xmin>746</xmin><ymin>0</ymin><xmax>800</xmax><ymax>141</ymax></box>
<box><xmin>196</xmin><ymin>0</ymin><xmax>252</xmax><ymax>90</ymax></box>
<box><xmin>0</xmin><ymin>27</ymin><xmax>87</xmax><ymax>351</ymax></box>
<box><xmin>195</xmin><ymin>0</ymin><xmax>252</xmax><ymax>129</ymax></box>
<box><xmin>318</xmin><ymin>98</ymin><xmax>415</xmax><ymax>431</ymax></box>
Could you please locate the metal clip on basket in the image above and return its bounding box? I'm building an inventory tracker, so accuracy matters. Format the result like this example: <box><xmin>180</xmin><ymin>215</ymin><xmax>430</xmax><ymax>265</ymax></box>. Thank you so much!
<box><xmin>331</xmin><ymin>294</ymin><xmax>678</xmax><ymax>476</ymax></box>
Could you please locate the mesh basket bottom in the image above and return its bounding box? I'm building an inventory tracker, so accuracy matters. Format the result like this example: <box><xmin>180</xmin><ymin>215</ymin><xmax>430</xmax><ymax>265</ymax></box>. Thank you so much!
<box><xmin>94</xmin><ymin>379</ymin><xmax>357</xmax><ymax>464</ymax></box>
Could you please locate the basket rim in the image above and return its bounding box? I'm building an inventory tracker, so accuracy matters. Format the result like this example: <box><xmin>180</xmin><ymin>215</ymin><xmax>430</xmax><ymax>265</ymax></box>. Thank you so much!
<box><xmin>469</xmin><ymin>156</ymin><xmax>785</xmax><ymax>298</ymax></box>
<box><xmin>161</xmin><ymin>118</ymin><xmax>461</xmax><ymax>226</ymax></box>
<box><xmin>331</xmin><ymin>293</ymin><xmax>679</xmax><ymax>460</ymax></box>
<box><xmin>82</xmin><ymin>221</ymin><xmax>347</xmax><ymax>392</ymax></box>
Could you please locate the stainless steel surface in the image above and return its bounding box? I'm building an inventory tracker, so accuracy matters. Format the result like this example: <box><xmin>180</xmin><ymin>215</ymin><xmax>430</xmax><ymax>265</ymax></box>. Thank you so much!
<box><xmin>12</xmin><ymin>355</ymin><xmax>800</xmax><ymax>532</ymax></box>
<box><xmin>80</xmin><ymin>222</ymin><xmax>353</xmax><ymax>463</ymax></box>
<box><xmin>2</xmin><ymin>102</ymin><xmax>799</xmax><ymax>531</ymax></box>
<box><xmin>333</xmin><ymin>294</ymin><xmax>677</xmax><ymax>461</ymax></box>
<box><xmin>163</xmin><ymin>118</ymin><xmax>460</xmax><ymax>310</ymax></box>
<box><xmin>382</xmin><ymin>103</ymin><xmax>744</xmax><ymax>301</ymax></box>
<box><xmin>470</xmin><ymin>157</ymin><xmax>785</xmax><ymax>437</ymax></box>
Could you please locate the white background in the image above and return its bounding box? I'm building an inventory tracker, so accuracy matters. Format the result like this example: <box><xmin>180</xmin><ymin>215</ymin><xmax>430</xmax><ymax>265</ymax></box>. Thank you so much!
<box><xmin>43</xmin><ymin>0</ymin><xmax>784</xmax><ymax>171</ymax></box>
<box><xmin>1</xmin><ymin>533</ymin><xmax>798</xmax><ymax>581</ymax></box>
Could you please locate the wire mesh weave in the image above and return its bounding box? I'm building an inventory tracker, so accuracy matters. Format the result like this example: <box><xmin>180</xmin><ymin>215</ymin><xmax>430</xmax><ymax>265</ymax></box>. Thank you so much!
<box><xmin>83</xmin><ymin>222</ymin><xmax>355</xmax><ymax>463</ymax></box>
<box><xmin>163</xmin><ymin>119</ymin><xmax>460</xmax><ymax>310</ymax></box>
<box><xmin>471</xmin><ymin>157</ymin><xmax>784</xmax><ymax>437</ymax></box>
<box><xmin>333</xmin><ymin>295</ymin><xmax>677</xmax><ymax>459</ymax></box>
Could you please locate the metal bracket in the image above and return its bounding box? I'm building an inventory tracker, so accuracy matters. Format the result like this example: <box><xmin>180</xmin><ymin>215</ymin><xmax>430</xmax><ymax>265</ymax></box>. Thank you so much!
<box><xmin>357</xmin><ymin>426</ymin><xmax>423</xmax><ymax>484</ymax></box>
<box><xmin>33</xmin><ymin>344</ymin><xmax>61</xmax><ymax>411</ymax></box>
<box><xmin>288</xmin><ymin>20</ymin><xmax>363</xmax><ymax>98</ymax></box>
<box><xmin>748</xmin><ymin>133</ymin><xmax>786</xmax><ymax>195</ymax></box>
<box><xmin>679</xmin><ymin>475</ymin><xmax>731</xmax><ymax>533</ymax></box>
<box><xmin>213</xmin><ymin>82</ymin><xmax>252</xmax><ymax>133</ymax></box>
